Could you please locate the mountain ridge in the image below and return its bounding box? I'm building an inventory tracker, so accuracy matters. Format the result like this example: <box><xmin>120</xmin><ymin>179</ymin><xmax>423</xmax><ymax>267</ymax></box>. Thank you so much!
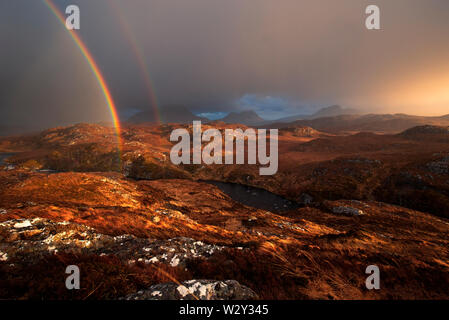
<box><xmin>217</xmin><ymin>110</ymin><xmax>265</xmax><ymax>125</ymax></box>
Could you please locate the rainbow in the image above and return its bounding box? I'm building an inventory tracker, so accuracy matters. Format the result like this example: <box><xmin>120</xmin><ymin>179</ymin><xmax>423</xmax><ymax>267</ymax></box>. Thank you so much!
<box><xmin>109</xmin><ymin>0</ymin><xmax>161</xmax><ymax>123</ymax></box>
<box><xmin>43</xmin><ymin>0</ymin><xmax>123</xmax><ymax>152</ymax></box>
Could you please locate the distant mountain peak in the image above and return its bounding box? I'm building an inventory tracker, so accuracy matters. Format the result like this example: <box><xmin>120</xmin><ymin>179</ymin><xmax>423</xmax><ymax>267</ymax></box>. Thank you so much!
<box><xmin>219</xmin><ymin>110</ymin><xmax>265</xmax><ymax>125</ymax></box>
<box><xmin>127</xmin><ymin>105</ymin><xmax>207</xmax><ymax>124</ymax></box>
<box><xmin>310</xmin><ymin>105</ymin><xmax>358</xmax><ymax>119</ymax></box>
<box><xmin>322</xmin><ymin>105</ymin><xmax>343</xmax><ymax>112</ymax></box>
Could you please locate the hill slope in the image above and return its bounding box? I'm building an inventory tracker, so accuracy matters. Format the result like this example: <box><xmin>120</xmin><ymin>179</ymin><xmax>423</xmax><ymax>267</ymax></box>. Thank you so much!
<box><xmin>267</xmin><ymin>113</ymin><xmax>449</xmax><ymax>133</ymax></box>
<box><xmin>218</xmin><ymin>110</ymin><xmax>265</xmax><ymax>125</ymax></box>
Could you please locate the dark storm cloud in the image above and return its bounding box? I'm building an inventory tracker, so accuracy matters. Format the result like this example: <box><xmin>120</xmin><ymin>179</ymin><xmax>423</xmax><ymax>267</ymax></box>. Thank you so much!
<box><xmin>0</xmin><ymin>1</ymin><xmax>111</xmax><ymax>130</ymax></box>
<box><xmin>1</xmin><ymin>0</ymin><xmax>449</xmax><ymax>130</ymax></box>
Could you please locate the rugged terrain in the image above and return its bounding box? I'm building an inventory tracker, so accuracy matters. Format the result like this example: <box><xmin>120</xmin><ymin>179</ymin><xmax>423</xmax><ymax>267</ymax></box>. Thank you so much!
<box><xmin>1</xmin><ymin>121</ymin><xmax>449</xmax><ymax>300</ymax></box>
<box><xmin>267</xmin><ymin>113</ymin><xmax>449</xmax><ymax>134</ymax></box>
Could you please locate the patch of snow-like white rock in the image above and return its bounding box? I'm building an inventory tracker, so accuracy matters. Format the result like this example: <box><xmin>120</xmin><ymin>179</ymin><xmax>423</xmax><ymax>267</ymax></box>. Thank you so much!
<box><xmin>121</xmin><ymin>280</ymin><xmax>258</xmax><ymax>300</ymax></box>
<box><xmin>126</xmin><ymin>237</ymin><xmax>225</xmax><ymax>267</ymax></box>
<box><xmin>13</xmin><ymin>220</ymin><xmax>33</xmax><ymax>229</ymax></box>
<box><xmin>0</xmin><ymin>218</ymin><xmax>226</xmax><ymax>267</ymax></box>
<box><xmin>0</xmin><ymin>251</ymin><xmax>8</xmax><ymax>261</ymax></box>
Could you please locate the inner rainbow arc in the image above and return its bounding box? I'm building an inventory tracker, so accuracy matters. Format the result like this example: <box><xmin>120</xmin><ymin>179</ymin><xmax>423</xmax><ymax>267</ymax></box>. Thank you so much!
<box><xmin>43</xmin><ymin>0</ymin><xmax>123</xmax><ymax>153</ymax></box>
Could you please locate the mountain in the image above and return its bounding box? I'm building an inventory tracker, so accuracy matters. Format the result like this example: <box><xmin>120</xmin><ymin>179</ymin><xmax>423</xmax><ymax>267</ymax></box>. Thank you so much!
<box><xmin>309</xmin><ymin>105</ymin><xmax>358</xmax><ymax>119</ymax></box>
<box><xmin>273</xmin><ymin>105</ymin><xmax>359</xmax><ymax>123</ymax></box>
<box><xmin>127</xmin><ymin>105</ymin><xmax>208</xmax><ymax>124</ymax></box>
<box><xmin>218</xmin><ymin>110</ymin><xmax>265</xmax><ymax>125</ymax></box>
<box><xmin>127</xmin><ymin>105</ymin><xmax>358</xmax><ymax>126</ymax></box>
<box><xmin>266</xmin><ymin>113</ymin><xmax>449</xmax><ymax>134</ymax></box>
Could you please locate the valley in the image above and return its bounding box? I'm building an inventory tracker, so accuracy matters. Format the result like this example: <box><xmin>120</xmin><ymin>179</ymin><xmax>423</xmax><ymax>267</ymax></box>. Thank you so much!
<box><xmin>1</xmin><ymin>118</ymin><xmax>449</xmax><ymax>300</ymax></box>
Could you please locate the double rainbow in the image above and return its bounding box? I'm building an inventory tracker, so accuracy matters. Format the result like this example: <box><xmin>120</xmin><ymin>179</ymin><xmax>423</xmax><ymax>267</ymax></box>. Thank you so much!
<box><xmin>43</xmin><ymin>0</ymin><xmax>123</xmax><ymax>151</ymax></box>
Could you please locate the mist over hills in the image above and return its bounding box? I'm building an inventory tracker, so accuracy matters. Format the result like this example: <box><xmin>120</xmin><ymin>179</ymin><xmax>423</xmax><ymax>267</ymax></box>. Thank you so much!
<box><xmin>0</xmin><ymin>126</ymin><xmax>33</xmax><ymax>137</ymax></box>
<box><xmin>127</xmin><ymin>105</ymin><xmax>207</xmax><ymax>124</ymax></box>
<box><xmin>216</xmin><ymin>105</ymin><xmax>359</xmax><ymax>125</ymax></box>
<box><xmin>127</xmin><ymin>104</ymin><xmax>358</xmax><ymax>126</ymax></box>
<box><xmin>274</xmin><ymin>105</ymin><xmax>360</xmax><ymax>123</ymax></box>
<box><xmin>218</xmin><ymin>110</ymin><xmax>265</xmax><ymax>126</ymax></box>
<box><xmin>125</xmin><ymin>104</ymin><xmax>449</xmax><ymax>134</ymax></box>
<box><xmin>265</xmin><ymin>113</ymin><xmax>449</xmax><ymax>134</ymax></box>
<box><xmin>127</xmin><ymin>107</ymin><xmax>267</xmax><ymax>125</ymax></box>
<box><xmin>2</xmin><ymin>103</ymin><xmax>448</xmax><ymax>136</ymax></box>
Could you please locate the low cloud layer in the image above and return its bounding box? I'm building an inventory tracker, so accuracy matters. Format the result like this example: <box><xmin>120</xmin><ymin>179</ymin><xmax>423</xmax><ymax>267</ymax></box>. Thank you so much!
<box><xmin>1</xmin><ymin>0</ymin><xmax>449</xmax><ymax>130</ymax></box>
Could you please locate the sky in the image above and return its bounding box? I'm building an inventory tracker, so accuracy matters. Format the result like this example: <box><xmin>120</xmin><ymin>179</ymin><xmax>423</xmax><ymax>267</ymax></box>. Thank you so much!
<box><xmin>1</xmin><ymin>0</ymin><xmax>449</xmax><ymax>130</ymax></box>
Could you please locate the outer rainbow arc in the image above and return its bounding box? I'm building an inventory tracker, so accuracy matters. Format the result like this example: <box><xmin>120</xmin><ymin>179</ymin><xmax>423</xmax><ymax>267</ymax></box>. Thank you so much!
<box><xmin>109</xmin><ymin>0</ymin><xmax>161</xmax><ymax>124</ymax></box>
<box><xmin>43</xmin><ymin>0</ymin><xmax>123</xmax><ymax>154</ymax></box>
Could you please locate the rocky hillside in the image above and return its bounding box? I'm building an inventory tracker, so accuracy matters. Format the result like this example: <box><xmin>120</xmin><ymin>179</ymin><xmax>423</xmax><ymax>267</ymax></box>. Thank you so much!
<box><xmin>1</xmin><ymin>123</ymin><xmax>449</xmax><ymax>299</ymax></box>
<box><xmin>0</xmin><ymin>171</ymin><xmax>448</xmax><ymax>299</ymax></box>
<box><xmin>266</xmin><ymin>114</ymin><xmax>449</xmax><ymax>134</ymax></box>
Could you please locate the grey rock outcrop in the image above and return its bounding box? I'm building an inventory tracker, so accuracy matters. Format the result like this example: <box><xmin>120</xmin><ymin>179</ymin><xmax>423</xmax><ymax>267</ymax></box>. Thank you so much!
<box><xmin>122</xmin><ymin>279</ymin><xmax>258</xmax><ymax>300</ymax></box>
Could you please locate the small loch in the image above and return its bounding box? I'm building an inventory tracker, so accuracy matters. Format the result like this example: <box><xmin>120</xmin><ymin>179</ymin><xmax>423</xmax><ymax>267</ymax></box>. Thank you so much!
<box><xmin>204</xmin><ymin>180</ymin><xmax>300</xmax><ymax>213</ymax></box>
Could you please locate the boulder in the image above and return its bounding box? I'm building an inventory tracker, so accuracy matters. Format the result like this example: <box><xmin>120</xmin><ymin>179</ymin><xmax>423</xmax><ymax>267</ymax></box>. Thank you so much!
<box><xmin>122</xmin><ymin>280</ymin><xmax>258</xmax><ymax>300</ymax></box>
<box><xmin>332</xmin><ymin>206</ymin><xmax>365</xmax><ymax>216</ymax></box>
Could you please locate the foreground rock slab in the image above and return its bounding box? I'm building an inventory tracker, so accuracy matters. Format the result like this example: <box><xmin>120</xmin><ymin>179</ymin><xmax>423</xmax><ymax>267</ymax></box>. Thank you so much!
<box><xmin>122</xmin><ymin>280</ymin><xmax>258</xmax><ymax>300</ymax></box>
